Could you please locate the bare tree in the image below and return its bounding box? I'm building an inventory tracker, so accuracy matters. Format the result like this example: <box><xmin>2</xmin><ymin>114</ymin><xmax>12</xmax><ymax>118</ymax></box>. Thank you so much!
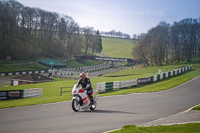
<box><xmin>65</xmin><ymin>20</ymin><xmax>79</xmax><ymax>59</ymax></box>
<box><xmin>133</xmin><ymin>19</ymin><xmax>200</xmax><ymax>66</ymax></box>
<box><xmin>82</xmin><ymin>27</ymin><xmax>93</xmax><ymax>56</ymax></box>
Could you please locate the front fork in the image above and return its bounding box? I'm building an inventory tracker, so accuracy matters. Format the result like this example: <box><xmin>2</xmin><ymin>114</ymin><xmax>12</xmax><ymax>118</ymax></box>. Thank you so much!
<box><xmin>72</xmin><ymin>96</ymin><xmax>79</xmax><ymax>100</ymax></box>
<box><xmin>95</xmin><ymin>94</ymin><xmax>99</xmax><ymax>102</ymax></box>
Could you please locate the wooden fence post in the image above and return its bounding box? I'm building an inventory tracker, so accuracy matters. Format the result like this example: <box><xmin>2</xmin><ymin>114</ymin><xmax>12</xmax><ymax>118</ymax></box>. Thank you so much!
<box><xmin>60</xmin><ymin>86</ymin><xmax>62</xmax><ymax>96</ymax></box>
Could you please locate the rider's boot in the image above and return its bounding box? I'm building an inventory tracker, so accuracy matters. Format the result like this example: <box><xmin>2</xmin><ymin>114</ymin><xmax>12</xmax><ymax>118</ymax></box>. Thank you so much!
<box><xmin>90</xmin><ymin>96</ymin><xmax>94</xmax><ymax>105</ymax></box>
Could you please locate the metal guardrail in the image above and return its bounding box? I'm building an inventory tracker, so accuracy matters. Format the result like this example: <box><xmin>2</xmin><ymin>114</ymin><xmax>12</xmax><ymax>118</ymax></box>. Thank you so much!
<box><xmin>97</xmin><ymin>65</ymin><xmax>192</xmax><ymax>93</ymax></box>
<box><xmin>0</xmin><ymin>70</ymin><xmax>48</xmax><ymax>76</ymax></box>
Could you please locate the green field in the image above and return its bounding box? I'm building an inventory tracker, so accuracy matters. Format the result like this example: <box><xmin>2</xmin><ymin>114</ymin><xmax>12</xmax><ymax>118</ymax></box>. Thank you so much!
<box><xmin>0</xmin><ymin>61</ymin><xmax>49</xmax><ymax>73</ymax></box>
<box><xmin>112</xmin><ymin>123</ymin><xmax>200</xmax><ymax>133</ymax></box>
<box><xmin>66</xmin><ymin>59</ymin><xmax>104</xmax><ymax>68</ymax></box>
<box><xmin>102</xmin><ymin>37</ymin><xmax>137</xmax><ymax>58</ymax></box>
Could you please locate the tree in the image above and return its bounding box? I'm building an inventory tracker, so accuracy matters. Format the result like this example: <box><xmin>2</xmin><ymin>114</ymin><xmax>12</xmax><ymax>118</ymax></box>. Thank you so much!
<box><xmin>95</xmin><ymin>30</ymin><xmax>103</xmax><ymax>54</ymax></box>
<box><xmin>132</xmin><ymin>33</ymin><xmax>149</xmax><ymax>66</ymax></box>
<box><xmin>132</xmin><ymin>34</ymin><xmax>137</xmax><ymax>40</ymax></box>
<box><xmin>0</xmin><ymin>0</ymin><xmax>83</xmax><ymax>60</ymax></box>
<box><xmin>133</xmin><ymin>19</ymin><xmax>200</xmax><ymax>66</ymax></box>
<box><xmin>65</xmin><ymin>20</ymin><xmax>79</xmax><ymax>59</ymax></box>
<box><xmin>82</xmin><ymin>27</ymin><xmax>93</xmax><ymax>56</ymax></box>
<box><xmin>100</xmin><ymin>30</ymin><xmax>131</xmax><ymax>38</ymax></box>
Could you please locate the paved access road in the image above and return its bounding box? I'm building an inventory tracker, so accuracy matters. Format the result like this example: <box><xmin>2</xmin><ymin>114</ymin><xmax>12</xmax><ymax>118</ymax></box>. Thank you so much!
<box><xmin>0</xmin><ymin>76</ymin><xmax>200</xmax><ymax>133</ymax></box>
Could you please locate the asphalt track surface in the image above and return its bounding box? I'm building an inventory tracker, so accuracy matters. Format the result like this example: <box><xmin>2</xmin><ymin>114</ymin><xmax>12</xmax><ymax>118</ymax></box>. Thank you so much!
<box><xmin>0</xmin><ymin>76</ymin><xmax>200</xmax><ymax>133</ymax></box>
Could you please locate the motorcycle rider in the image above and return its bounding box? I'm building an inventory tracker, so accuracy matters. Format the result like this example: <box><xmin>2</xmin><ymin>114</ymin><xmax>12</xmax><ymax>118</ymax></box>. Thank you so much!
<box><xmin>77</xmin><ymin>72</ymin><xmax>94</xmax><ymax>104</ymax></box>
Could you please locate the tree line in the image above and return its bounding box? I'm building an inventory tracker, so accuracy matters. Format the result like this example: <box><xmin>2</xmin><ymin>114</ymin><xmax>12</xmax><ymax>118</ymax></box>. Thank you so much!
<box><xmin>101</xmin><ymin>30</ymin><xmax>131</xmax><ymax>39</ymax></box>
<box><xmin>0</xmin><ymin>0</ymin><xmax>102</xmax><ymax>60</ymax></box>
<box><xmin>132</xmin><ymin>19</ymin><xmax>200</xmax><ymax>66</ymax></box>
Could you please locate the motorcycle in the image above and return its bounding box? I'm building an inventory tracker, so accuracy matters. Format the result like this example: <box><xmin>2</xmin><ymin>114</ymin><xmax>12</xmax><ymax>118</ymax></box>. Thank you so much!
<box><xmin>71</xmin><ymin>84</ymin><xmax>99</xmax><ymax>112</ymax></box>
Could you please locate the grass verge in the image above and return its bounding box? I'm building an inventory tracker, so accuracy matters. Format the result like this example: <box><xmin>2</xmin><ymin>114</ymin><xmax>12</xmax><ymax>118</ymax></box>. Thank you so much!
<box><xmin>112</xmin><ymin>123</ymin><xmax>200</xmax><ymax>133</ymax></box>
<box><xmin>192</xmin><ymin>105</ymin><xmax>200</xmax><ymax>110</ymax></box>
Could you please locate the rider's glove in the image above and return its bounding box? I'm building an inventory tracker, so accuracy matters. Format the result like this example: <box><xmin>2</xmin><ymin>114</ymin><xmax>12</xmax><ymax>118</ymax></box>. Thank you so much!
<box><xmin>76</xmin><ymin>84</ymin><xmax>79</xmax><ymax>88</ymax></box>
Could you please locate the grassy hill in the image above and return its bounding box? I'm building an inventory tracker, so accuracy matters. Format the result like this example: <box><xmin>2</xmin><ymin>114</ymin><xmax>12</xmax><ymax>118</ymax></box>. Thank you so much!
<box><xmin>0</xmin><ymin>37</ymin><xmax>136</xmax><ymax>73</ymax></box>
<box><xmin>101</xmin><ymin>37</ymin><xmax>137</xmax><ymax>59</ymax></box>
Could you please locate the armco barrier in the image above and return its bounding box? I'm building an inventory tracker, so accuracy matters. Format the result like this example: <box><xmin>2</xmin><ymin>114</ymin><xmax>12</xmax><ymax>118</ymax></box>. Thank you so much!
<box><xmin>97</xmin><ymin>82</ymin><xmax>106</xmax><ymax>93</ymax></box>
<box><xmin>138</xmin><ymin>78</ymin><xmax>149</xmax><ymax>84</ymax></box>
<box><xmin>97</xmin><ymin>79</ymin><xmax>138</xmax><ymax>93</ymax></box>
<box><xmin>97</xmin><ymin>65</ymin><xmax>192</xmax><ymax>93</ymax></box>
<box><xmin>23</xmin><ymin>88</ymin><xmax>42</xmax><ymax>98</ymax></box>
<box><xmin>157</xmin><ymin>75</ymin><xmax>160</xmax><ymax>81</ymax></box>
<box><xmin>0</xmin><ymin>88</ymin><xmax>42</xmax><ymax>100</ymax></box>
<box><xmin>171</xmin><ymin>71</ymin><xmax>173</xmax><ymax>77</ymax></box>
<box><xmin>179</xmin><ymin>68</ymin><xmax>182</xmax><ymax>73</ymax></box>
<box><xmin>163</xmin><ymin>73</ymin><xmax>166</xmax><ymax>79</ymax></box>
<box><xmin>153</xmin><ymin>75</ymin><xmax>157</xmax><ymax>82</ymax></box>
<box><xmin>0</xmin><ymin>70</ymin><xmax>48</xmax><ymax>77</ymax></box>
<box><xmin>0</xmin><ymin>61</ymin><xmax>110</xmax><ymax>77</ymax></box>
<box><xmin>121</xmin><ymin>79</ymin><xmax>138</xmax><ymax>88</ymax></box>
<box><xmin>0</xmin><ymin>90</ymin><xmax>24</xmax><ymax>100</ymax></box>
<box><xmin>113</xmin><ymin>81</ymin><xmax>121</xmax><ymax>90</ymax></box>
<box><xmin>57</xmin><ymin>62</ymin><xmax>112</xmax><ymax>77</ymax></box>
<box><xmin>105</xmin><ymin>82</ymin><xmax>113</xmax><ymax>91</ymax></box>
<box><xmin>149</xmin><ymin>76</ymin><xmax>154</xmax><ymax>83</ymax></box>
<box><xmin>160</xmin><ymin>73</ymin><xmax>163</xmax><ymax>80</ymax></box>
<box><xmin>166</xmin><ymin>72</ymin><xmax>169</xmax><ymax>78</ymax></box>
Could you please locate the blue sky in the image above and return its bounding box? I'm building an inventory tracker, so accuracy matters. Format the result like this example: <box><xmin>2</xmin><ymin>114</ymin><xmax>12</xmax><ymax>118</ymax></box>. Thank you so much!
<box><xmin>16</xmin><ymin>0</ymin><xmax>200</xmax><ymax>36</ymax></box>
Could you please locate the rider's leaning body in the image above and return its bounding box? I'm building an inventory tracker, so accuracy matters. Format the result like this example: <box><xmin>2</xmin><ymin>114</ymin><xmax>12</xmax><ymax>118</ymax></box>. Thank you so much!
<box><xmin>77</xmin><ymin>73</ymin><xmax>94</xmax><ymax>104</ymax></box>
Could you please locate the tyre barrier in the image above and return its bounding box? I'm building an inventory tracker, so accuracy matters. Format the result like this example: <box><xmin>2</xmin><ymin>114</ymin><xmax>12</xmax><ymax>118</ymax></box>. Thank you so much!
<box><xmin>97</xmin><ymin>65</ymin><xmax>192</xmax><ymax>93</ymax></box>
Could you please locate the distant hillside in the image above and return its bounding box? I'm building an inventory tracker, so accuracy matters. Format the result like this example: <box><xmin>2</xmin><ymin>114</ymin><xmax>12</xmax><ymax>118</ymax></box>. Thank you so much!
<box><xmin>101</xmin><ymin>37</ymin><xmax>137</xmax><ymax>59</ymax></box>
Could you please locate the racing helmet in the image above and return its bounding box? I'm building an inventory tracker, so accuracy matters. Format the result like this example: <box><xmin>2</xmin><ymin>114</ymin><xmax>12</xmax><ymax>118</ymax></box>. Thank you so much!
<box><xmin>80</xmin><ymin>72</ymin><xmax>86</xmax><ymax>78</ymax></box>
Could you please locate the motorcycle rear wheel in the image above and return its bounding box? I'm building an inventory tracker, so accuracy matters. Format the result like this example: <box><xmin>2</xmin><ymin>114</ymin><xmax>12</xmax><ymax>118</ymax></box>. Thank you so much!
<box><xmin>72</xmin><ymin>98</ymin><xmax>80</xmax><ymax>112</ymax></box>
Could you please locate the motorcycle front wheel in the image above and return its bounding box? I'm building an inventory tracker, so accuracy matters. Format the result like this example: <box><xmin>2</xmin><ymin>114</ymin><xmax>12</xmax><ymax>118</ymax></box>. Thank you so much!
<box><xmin>89</xmin><ymin>102</ymin><xmax>97</xmax><ymax>110</ymax></box>
<box><xmin>72</xmin><ymin>98</ymin><xmax>80</xmax><ymax>112</ymax></box>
